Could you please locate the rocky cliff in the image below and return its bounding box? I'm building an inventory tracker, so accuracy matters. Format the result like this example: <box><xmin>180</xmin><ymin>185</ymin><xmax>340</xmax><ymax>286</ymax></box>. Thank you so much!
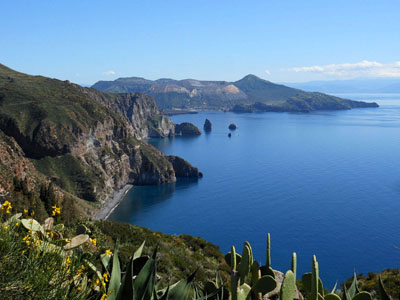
<box><xmin>78</xmin><ymin>87</ymin><xmax>175</xmax><ymax>138</ymax></box>
<box><xmin>0</xmin><ymin>64</ymin><xmax>198</xmax><ymax>219</ymax></box>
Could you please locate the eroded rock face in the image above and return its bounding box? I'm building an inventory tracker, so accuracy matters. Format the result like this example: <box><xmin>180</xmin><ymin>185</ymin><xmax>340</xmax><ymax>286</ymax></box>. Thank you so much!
<box><xmin>175</xmin><ymin>122</ymin><xmax>201</xmax><ymax>136</ymax></box>
<box><xmin>0</xmin><ymin>130</ymin><xmax>41</xmax><ymax>191</ymax></box>
<box><xmin>80</xmin><ymin>89</ymin><xmax>175</xmax><ymax>139</ymax></box>
<box><xmin>204</xmin><ymin>119</ymin><xmax>212</xmax><ymax>132</ymax></box>
<box><xmin>167</xmin><ymin>155</ymin><xmax>203</xmax><ymax>178</ymax></box>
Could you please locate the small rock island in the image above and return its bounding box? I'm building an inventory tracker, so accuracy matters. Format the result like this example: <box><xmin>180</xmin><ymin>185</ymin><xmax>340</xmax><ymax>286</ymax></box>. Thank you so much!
<box><xmin>204</xmin><ymin>119</ymin><xmax>212</xmax><ymax>132</ymax></box>
<box><xmin>175</xmin><ymin>122</ymin><xmax>201</xmax><ymax>136</ymax></box>
<box><xmin>229</xmin><ymin>123</ymin><xmax>237</xmax><ymax>130</ymax></box>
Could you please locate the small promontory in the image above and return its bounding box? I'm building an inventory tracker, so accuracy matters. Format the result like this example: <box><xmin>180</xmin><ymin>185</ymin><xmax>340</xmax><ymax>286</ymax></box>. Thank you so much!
<box><xmin>167</xmin><ymin>155</ymin><xmax>203</xmax><ymax>178</ymax></box>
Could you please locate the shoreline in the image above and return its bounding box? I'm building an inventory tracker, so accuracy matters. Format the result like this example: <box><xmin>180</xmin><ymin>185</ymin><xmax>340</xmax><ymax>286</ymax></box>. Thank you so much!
<box><xmin>94</xmin><ymin>184</ymin><xmax>133</xmax><ymax>220</ymax></box>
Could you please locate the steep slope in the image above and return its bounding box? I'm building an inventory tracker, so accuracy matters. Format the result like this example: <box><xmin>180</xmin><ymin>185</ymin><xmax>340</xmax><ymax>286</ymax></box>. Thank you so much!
<box><xmin>233</xmin><ymin>74</ymin><xmax>302</xmax><ymax>103</ymax></box>
<box><xmin>92</xmin><ymin>74</ymin><xmax>378</xmax><ymax>111</ymax></box>
<box><xmin>0</xmin><ymin>64</ymin><xmax>198</xmax><ymax>220</ymax></box>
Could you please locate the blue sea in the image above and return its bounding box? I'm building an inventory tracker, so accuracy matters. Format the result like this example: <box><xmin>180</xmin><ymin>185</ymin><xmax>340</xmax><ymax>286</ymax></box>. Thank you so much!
<box><xmin>110</xmin><ymin>94</ymin><xmax>400</xmax><ymax>286</ymax></box>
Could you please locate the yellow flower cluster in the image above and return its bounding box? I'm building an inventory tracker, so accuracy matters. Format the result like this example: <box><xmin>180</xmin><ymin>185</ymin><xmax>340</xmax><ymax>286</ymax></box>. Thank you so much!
<box><xmin>23</xmin><ymin>235</ymin><xmax>31</xmax><ymax>246</ymax></box>
<box><xmin>100</xmin><ymin>293</ymin><xmax>108</xmax><ymax>300</ymax></box>
<box><xmin>65</xmin><ymin>256</ymin><xmax>72</xmax><ymax>268</ymax></box>
<box><xmin>76</xmin><ymin>264</ymin><xmax>85</xmax><ymax>277</ymax></box>
<box><xmin>51</xmin><ymin>205</ymin><xmax>61</xmax><ymax>216</ymax></box>
<box><xmin>89</xmin><ymin>238</ymin><xmax>97</xmax><ymax>246</ymax></box>
<box><xmin>1</xmin><ymin>200</ymin><xmax>12</xmax><ymax>214</ymax></box>
<box><xmin>95</xmin><ymin>272</ymin><xmax>109</xmax><ymax>289</ymax></box>
<box><xmin>104</xmin><ymin>249</ymin><xmax>112</xmax><ymax>255</ymax></box>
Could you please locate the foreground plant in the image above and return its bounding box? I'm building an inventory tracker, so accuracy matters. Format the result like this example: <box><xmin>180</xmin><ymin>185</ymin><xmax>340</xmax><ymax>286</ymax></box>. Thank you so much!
<box><xmin>203</xmin><ymin>234</ymin><xmax>394</xmax><ymax>300</ymax></box>
<box><xmin>0</xmin><ymin>206</ymin><xmax>206</xmax><ymax>300</ymax></box>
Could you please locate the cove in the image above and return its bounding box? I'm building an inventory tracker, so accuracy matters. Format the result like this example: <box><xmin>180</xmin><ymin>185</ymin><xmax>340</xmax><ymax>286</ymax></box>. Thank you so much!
<box><xmin>110</xmin><ymin>94</ymin><xmax>400</xmax><ymax>286</ymax></box>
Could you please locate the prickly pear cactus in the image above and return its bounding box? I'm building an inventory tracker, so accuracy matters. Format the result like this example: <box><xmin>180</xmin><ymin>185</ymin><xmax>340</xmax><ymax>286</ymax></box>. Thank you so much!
<box><xmin>63</xmin><ymin>234</ymin><xmax>89</xmax><ymax>250</ymax></box>
<box><xmin>21</xmin><ymin>218</ymin><xmax>42</xmax><ymax>232</ymax></box>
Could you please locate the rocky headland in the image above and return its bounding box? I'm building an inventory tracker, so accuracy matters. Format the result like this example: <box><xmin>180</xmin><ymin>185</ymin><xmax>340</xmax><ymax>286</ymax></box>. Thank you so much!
<box><xmin>167</xmin><ymin>155</ymin><xmax>203</xmax><ymax>178</ymax></box>
<box><xmin>0</xmin><ymin>64</ymin><xmax>201</xmax><ymax>220</ymax></box>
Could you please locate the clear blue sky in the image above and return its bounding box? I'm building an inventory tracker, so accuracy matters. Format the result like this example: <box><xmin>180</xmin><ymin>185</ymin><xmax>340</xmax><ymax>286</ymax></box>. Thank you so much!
<box><xmin>1</xmin><ymin>0</ymin><xmax>399</xmax><ymax>84</ymax></box>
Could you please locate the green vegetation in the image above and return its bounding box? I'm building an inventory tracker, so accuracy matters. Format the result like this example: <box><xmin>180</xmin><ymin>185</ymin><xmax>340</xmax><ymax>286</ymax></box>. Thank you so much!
<box><xmin>0</xmin><ymin>64</ymin><xmax>123</xmax><ymax>158</ymax></box>
<box><xmin>0</xmin><ymin>204</ymin><xmax>228</xmax><ymax>299</ymax></box>
<box><xmin>2</xmin><ymin>202</ymin><xmax>399</xmax><ymax>300</ymax></box>
<box><xmin>33</xmin><ymin>154</ymin><xmax>101</xmax><ymax>202</ymax></box>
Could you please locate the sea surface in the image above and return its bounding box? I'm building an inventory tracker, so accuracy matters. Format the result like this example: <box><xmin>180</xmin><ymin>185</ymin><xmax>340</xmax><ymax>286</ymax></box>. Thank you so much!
<box><xmin>110</xmin><ymin>94</ymin><xmax>400</xmax><ymax>286</ymax></box>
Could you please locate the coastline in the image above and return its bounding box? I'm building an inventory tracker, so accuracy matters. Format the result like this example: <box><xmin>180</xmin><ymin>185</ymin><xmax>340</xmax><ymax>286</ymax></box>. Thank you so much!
<box><xmin>94</xmin><ymin>184</ymin><xmax>133</xmax><ymax>220</ymax></box>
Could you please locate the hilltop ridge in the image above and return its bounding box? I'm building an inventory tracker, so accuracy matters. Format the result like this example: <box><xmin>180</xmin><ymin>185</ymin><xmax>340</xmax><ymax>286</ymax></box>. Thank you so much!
<box><xmin>92</xmin><ymin>74</ymin><xmax>379</xmax><ymax>111</ymax></box>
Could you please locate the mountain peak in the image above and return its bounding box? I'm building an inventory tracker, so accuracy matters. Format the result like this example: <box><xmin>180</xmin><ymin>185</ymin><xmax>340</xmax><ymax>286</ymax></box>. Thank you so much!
<box><xmin>240</xmin><ymin>74</ymin><xmax>262</xmax><ymax>81</ymax></box>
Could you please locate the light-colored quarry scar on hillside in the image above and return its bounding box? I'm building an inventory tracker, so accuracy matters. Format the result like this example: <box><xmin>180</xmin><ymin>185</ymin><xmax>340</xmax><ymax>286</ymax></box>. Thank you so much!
<box><xmin>222</xmin><ymin>84</ymin><xmax>241</xmax><ymax>94</ymax></box>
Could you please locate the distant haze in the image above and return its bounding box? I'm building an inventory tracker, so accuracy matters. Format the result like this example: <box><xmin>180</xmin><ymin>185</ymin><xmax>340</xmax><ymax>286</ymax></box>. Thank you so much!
<box><xmin>284</xmin><ymin>78</ymin><xmax>400</xmax><ymax>94</ymax></box>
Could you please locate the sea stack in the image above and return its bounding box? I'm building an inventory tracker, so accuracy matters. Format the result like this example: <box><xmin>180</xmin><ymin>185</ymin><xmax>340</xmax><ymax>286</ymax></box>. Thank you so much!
<box><xmin>229</xmin><ymin>123</ymin><xmax>237</xmax><ymax>130</ymax></box>
<box><xmin>204</xmin><ymin>119</ymin><xmax>212</xmax><ymax>132</ymax></box>
<box><xmin>228</xmin><ymin>133</ymin><xmax>232</xmax><ymax>138</ymax></box>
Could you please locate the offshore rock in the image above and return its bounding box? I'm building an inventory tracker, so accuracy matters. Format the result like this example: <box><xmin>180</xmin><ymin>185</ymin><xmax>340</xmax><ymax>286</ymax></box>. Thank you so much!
<box><xmin>204</xmin><ymin>119</ymin><xmax>212</xmax><ymax>132</ymax></box>
<box><xmin>167</xmin><ymin>155</ymin><xmax>203</xmax><ymax>178</ymax></box>
<box><xmin>175</xmin><ymin>122</ymin><xmax>201</xmax><ymax>136</ymax></box>
<box><xmin>229</xmin><ymin>123</ymin><xmax>237</xmax><ymax>130</ymax></box>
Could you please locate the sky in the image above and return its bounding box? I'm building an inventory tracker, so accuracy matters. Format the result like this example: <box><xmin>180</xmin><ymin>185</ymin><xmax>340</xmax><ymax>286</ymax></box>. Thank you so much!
<box><xmin>1</xmin><ymin>0</ymin><xmax>400</xmax><ymax>84</ymax></box>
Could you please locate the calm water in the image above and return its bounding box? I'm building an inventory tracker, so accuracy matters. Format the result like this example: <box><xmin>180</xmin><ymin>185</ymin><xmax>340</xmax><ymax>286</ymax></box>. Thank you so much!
<box><xmin>110</xmin><ymin>94</ymin><xmax>400</xmax><ymax>285</ymax></box>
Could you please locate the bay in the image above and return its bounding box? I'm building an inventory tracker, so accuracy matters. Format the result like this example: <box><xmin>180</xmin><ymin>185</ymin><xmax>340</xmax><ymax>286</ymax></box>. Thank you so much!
<box><xmin>110</xmin><ymin>94</ymin><xmax>400</xmax><ymax>285</ymax></box>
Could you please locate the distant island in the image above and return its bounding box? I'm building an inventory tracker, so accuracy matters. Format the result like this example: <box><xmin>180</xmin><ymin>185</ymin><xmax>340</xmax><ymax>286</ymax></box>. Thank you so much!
<box><xmin>92</xmin><ymin>74</ymin><xmax>379</xmax><ymax>112</ymax></box>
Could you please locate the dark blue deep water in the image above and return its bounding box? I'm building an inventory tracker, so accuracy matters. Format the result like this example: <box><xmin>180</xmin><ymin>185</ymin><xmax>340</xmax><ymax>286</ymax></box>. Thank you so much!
<box><xmin>110</xmin><ymin>94</ymin><xmax>400</xmax><ymax>286</ymax></box>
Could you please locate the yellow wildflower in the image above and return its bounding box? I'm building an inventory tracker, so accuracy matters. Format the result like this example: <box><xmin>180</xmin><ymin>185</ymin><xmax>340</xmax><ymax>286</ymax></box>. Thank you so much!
<box><xmin>89</xmin><ymin>238</ymin><xmax>97</xmax><ymax>246</ymax></box>
<box><xmin>4</xmin><ymin>225</ymin><xmax>8</xmax><ymax>230</ymax></box>
<box><xmin>1</xmin><ymin>200</ymin><xmax>12</xmax><ymax>214</ymax></box>
<box><xmin>104</xmin><ymin>249</ymin><xmax>112</xmax><ymax>255</ymax></box>
<box><xmin>65</xmin><ymin>238</ymin><xmax>71</xmax><ymax>243</ymax></box>
<box><xmin>103</xmin><ymin>272</ymin><xmax>109</xmax><ymax>283</ymax></box>
<box><xmin>100</xmin><ymin>293</ymin><xmax>107</xmax><ymax>300</ymax></box>
<box><xmin>30</xmin><ymin>210</ymin><xmax>35</xmax><ymax>217</ymax></box>
<box><xmin>15</xmin><ymin>222</ymin><xmax>19</xmax><ymax>227</ymax></box>
<box><xmin>24</xmin><ymin>209</ymin><xmax>28</xmax><ymax>214</ymax></box>
<box><xmin>51</xmin><ymin>205</ymin><xmax>61</xmax><ymax>216</ymax></box>
<box><xmin>65</xmin><ymin>256</ymin><xmax>72</xmax><ymax>267</ymax></box>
